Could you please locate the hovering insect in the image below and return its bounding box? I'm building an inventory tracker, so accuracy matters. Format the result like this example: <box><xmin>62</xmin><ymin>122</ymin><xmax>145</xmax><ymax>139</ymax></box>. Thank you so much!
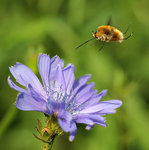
<box><xmin>76</xmin><ymin>18</ymin><xmax>133</xmax><ymax>50</ymax></box>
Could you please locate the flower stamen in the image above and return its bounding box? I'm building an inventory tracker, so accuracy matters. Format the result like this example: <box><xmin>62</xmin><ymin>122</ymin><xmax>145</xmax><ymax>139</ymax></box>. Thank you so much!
<box><xmin>54</xmin><ymin>112</ymin><xmax>58</xmax><ymax>118</ymax></box>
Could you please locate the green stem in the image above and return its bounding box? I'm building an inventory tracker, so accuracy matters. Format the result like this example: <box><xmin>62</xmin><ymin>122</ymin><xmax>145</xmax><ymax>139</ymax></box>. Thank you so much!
<box><xmin>43</xmin><ymin>134</ymin><xmax>56</xmax><ymax>150</ymax></box>
<box><xmin>43</xmin><ymin>143</ymin><xmax>52</xmax><ymax>150</ymax></box>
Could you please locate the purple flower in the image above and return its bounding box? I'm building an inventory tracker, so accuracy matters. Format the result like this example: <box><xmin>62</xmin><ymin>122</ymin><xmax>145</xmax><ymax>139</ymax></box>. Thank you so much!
<box><xmin>8</xmin><ymin>53</ymin><xmax>122</xmax><ymax>141</ymax></box>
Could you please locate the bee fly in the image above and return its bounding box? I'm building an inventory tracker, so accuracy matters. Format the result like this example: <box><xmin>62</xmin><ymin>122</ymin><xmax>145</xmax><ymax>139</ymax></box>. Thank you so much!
<box><xmin>76</xmin><ymin>18</ymin><xmax>133</xmax><ymax>50</ymax></box>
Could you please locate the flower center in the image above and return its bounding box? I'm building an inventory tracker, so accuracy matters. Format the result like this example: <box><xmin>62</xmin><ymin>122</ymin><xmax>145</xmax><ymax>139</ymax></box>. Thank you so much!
<box><xmin>46</xmin><ymin>85</ymin><xmax>86</xmax><ymax>115</ymax></box>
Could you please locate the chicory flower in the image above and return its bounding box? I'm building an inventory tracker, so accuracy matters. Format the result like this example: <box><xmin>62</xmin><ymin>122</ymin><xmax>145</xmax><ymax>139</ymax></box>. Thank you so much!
<box><xmin>8</xmin><ymin>53</ymin><xmax>122</xmax><ymax>141</ymax></box>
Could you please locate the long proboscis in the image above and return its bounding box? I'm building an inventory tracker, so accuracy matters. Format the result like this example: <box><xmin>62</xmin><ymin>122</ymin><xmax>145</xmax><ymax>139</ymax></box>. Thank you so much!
<box><xmin>75</xmin><ymin>37</ymin><xmax>95</xmax><ymax>49</ymax></box>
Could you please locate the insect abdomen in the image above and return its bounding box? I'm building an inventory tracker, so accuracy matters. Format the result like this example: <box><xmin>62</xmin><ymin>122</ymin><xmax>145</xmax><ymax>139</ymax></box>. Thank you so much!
<box><xmin>111</xmin><ymin>29</ymin><xmax>124</xmax><ymax>42</ymax></box>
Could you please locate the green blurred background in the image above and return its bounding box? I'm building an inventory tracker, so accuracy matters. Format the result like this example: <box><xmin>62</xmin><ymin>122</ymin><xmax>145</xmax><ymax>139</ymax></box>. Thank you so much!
<box><xmin>0</xmin><ymin>0</ymin><xmax>149</xmax><ymax>150</ymax></box>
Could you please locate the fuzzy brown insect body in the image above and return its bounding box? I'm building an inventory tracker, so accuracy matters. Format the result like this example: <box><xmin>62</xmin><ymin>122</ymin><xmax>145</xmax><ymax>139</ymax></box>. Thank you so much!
<box><xmin>93</xmin><ymin>25</ymin><xmax>124</xmax><ymax>43</ymax></box>
<box><xmin>75</xmin><ymin>20</ymin><xmax>132</xmax><ymax>50</ymax></box>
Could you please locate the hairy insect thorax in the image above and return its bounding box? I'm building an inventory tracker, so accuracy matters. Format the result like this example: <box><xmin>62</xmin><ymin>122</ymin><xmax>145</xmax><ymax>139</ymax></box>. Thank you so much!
<box><xmin>93</xmin><ymin>25</ymin><xmax>124</xmax><ymax>43</ymax></box>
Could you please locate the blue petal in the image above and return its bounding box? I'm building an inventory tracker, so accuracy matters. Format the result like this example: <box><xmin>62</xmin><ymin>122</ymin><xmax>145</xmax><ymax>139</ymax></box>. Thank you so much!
<box><xmin>16</xmin><ymin>93</ymin><xmax>49</xmax><ymax>114</ymax></box>
<box><xmin>27</xmin><ymin>84</ymin><xmax>47</xmax><ymax>102</ymax></box>
<box><xmin>63</xmin><ymin>64</ymin><xmax>75</xmax><ymax>94</ymax></box>
<box><xmin>74</xmin><ymin>90</ymin><xmax>97</xmax><ymax>111</ymax></box>
<box><xmin>58</xmin><ymin>119</ymin><xmax>69</xmax><ymax>132</ymax></box>
<box><xmin>59</xmin><ymin>110</ymin><xmax>72</xmax><ymax>122</ymax></box>
<box><xmin>88</xmin><ymin>115</ymin><xmax>107</xmax><ymax>127</ymax></box>
<box><xmin>8</xmin><ymin>76</ymin><xmax>27</xmax><ymax>93</ymax></box>
<box><xmin>54</xmin><ymin>65</ymin><xmax>66</xmax><ymax>89</ymax></box>
<box><xmin>69</xmin><ymin>82</ymin><xmax>95</xmax><ymax>105</ymax></box>
<box><xmin>9</xmin><ymin>63</ymin><xmax>46</xmax><ymax>97</ymax></box>
<box><xmin>75</xmin><ymin>114</ymin><xmax>95</xmax><ymax>125</ymax></box>
<box><xmin>38</xmin><ymin>54</ymin><xmax>51</xmax><ymax>90</ymax></box>
<box><xmin>85</xmin><ymin>125</ymin><xmax>94</xmax><ymax>130</ymax></box>
<box><xmin>48</xmin><ymin>97</ymin><xmax>65</xmax><ymax>115</ymax></box>
<box><xmin>80</xmin><ymin>100</ymin><xmax>122</xmax><ymax>114</ymax></box>
<box><xmin>76</xmin><ymin>90</ymin><xmax>97</xmax><ymax>106</ymax></box>
<box><xmin>91</xmin><ymin>119</ymin><xmax>107</xmax><ymax>127</ymax></box>
<box><xmin>76</xmin><ymin>118</ymin><xmax>94</xmax><ymax>125</ymax></box>
<box><xmin>85</xmin><ymin>90</ymin><xmax>107</xmax><ymax>106</ymax></box>
<box><xmin>49</xmin><ymin>56</ymin><xmax>64</xmax><ymax>83</ymax></box>
<box><xmin>75</xmin><ymin>83</ymin><xmax>95</xmax><ymax>101</ymax></box>
<box><xmin>72</xmin><ymin>74</ymin><xmax>91</xmax><ymax>94</ymax></box>
<box><xmin>69</xmin><ymin>124</ymin><xmax>77</xmax><ymax>142</ymax></box>
<box><xmin>75</xmin><ymin>113</ymin><xmax>105</xmax><ymax>121</ymax></box>
<box><xmin>58</xmin><ymin>112</ymin><xmax>75</xmax><ymax>132</ymax></box>
<box><xmin>75</xmin><ymin>114</ymin><xmax>106</xmax><ymax>127</ymax></box>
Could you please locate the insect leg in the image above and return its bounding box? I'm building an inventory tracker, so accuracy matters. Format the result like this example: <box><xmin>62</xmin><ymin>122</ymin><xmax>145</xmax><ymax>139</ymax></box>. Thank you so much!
<box><xmin>107</xmin><ymin>16</ymin><xmax>112</xmax><ymax>25</ymax></box>
<box><xmin>98</xmin><ymin>42</ymin><xmax>105</xmax><ymax>51</ymax></box>
<box><xmin>123</xmin><ymin>25</ymin><xmax>130</xmax><ymax>34</ymax></box>
<box><xmin>123</xmin><ymin>32</ymin><xmax>133</xmax><ymax>40</ymax></box>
